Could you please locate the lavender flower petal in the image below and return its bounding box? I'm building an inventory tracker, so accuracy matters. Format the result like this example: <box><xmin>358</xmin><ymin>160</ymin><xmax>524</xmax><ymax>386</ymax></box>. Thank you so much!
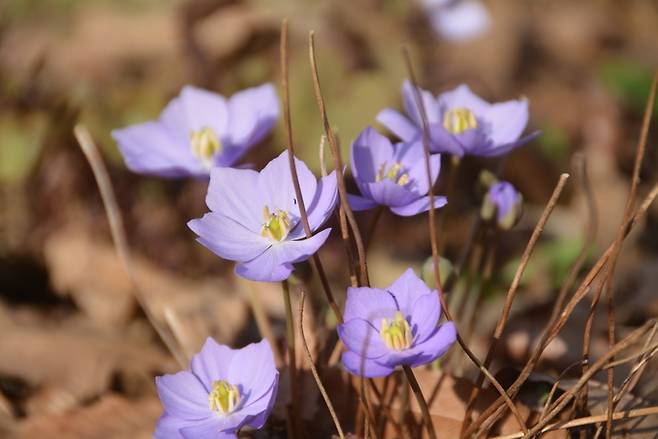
<box><xmin>258</xmin><ymin>151</ymin><xmax>318</xmax><ymax>218</ymax></box>
<box><xmin>206</xmin><ymin>168</ymin><xmax>264</xmax><ymax>232</ymax></box>
<box><xmin>343</xmin><ymin>286</ymin><xmax>398</xmax><ymax>323</ymax></box>
<box><xmin>227</xmin><ymin>340</ymin><xmax>278</xmax><ymax>405</ymax></box>
<box><xmin>387</xmin><ymin>268</ymin><xmax>433</xmax><ymax>316</ymax></box>
<box><xmin>471</xmin><ymin>131</ymin><xmax>540</xmax><ymax>157</ymax></box>
<box><xmin>234</xmin><ymin>229</ymin><xmax>332</xmax><ymax>282</ymax></box>
<box><xmin>226</xmin><ymin>83</ymin><xmax>279</xmax><ymax>149</ymax></box>
<box><xmin>436</xmin><ymin>83</ymin><xmax>490</xmax><ymax>114</ymax></box>
<box><xmin>366</xmin><ymin>180</ymin><xmax>418</xmax><ymax>207</ymax></box>
<box><xmin>180</xmin><ymin>417</ymin><xmax>238</xmax><ymax>439</ymax></box>
<box><xmin>376</xmin><ymin>108</ymin><xmax>418</xmax><ymax>142</ymax></box>
<box><xmin>351</xmin><ymin>126</ymin><xmax>395</xmax><ymax>183</ymax></box>
<box><xmin>188</xmin><ymin>213</ymin><xmax>269</xmax><ymax>262</ymax></box>
<box><xmin>408</xmin><ymin>322</ymin><xmax>457</xmax><ymax>366</ymax></box>
<box><xmin>341</xmin><ymin>351</ymin><xmax>395</xmax><ymax>378</ymax></box>
<box><xmin>289</xmin><ymin>171</ymin><xmax>338</xmax><ymax>239</ymax></box>
<box><xmin>155</xmin><ymin>372</ymin><xmax>210</xmax><ymax>419</ymax></box>
<box><xmin>403</xmin><ymin>152</ymin><xmax>442</xmax><ymax>196</ymax></box>
<box><xmin>402</xmin><ymin>80</ymin><xmax>441</xmax><ymax>126</ymax></box>
<box><xmin>483</xmin><ymin>99</ymin><xmax>529</xmax><ymax>145</ymax></box>
<box><xmin>337</xmin><ymin>318</ymin><xmax>389</xmax><ymax>359</ymax></box>
<box><xmin>112</xmin><ymin>122</ymin><xmax>204</xmax><ymax>177</ymax></box>
<box><xmin>409</xmin><ymin>293</ymin><xmax>441</xmax><ymax>343</ymax></box>
<box><xmin>154</xmin><ymin>413</ymin><xmax>190</xmax><ymax>439</ymax></box>
<box><xmin>180</xmin><ymin>86</ymin><xmax>229</xmax><ymax>135</ymax></box>
<box><xmin>389</xmin><ymin>195</ymin><xmax>447</xmax><ymax>216</ymax></box>
<box><xmin>347</xmin><ymin>194</ymin><xmax>379</xmax><ymax>211</ymax></box>
<box><xmin>190</xmin><ymin>338</ymin><xmax>235</xmax><ymax>392</ymax></box>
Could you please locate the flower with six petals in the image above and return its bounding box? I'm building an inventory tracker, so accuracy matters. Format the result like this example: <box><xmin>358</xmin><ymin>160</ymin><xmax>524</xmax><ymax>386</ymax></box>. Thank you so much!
<box><xmin>337</xmin><ymin>268</ymin><xmax>457</xmax><ymax>377</ymax></box>
<box><xmin>377</xmin><ymin>81</ymin><xmax>539</xmax><ymax>157</ymax></box>
<box><xmin>154</xmin><ymin>338</ymin><xmax>278</xmax><ymax>439</ymax></box>
<box><xmin>348</xmin><ymin>126</ymin><xmax>447</xmax><ymax>216</ymax></box>
<box><xmin>112</xmin><ymin>83</ymin><xmax>279</xmax><ymax>177</ymax></box>
<box><xmin>188</xmin><ymin>151</ymin><xmax>338</xmax><ymax>282</ymax></box>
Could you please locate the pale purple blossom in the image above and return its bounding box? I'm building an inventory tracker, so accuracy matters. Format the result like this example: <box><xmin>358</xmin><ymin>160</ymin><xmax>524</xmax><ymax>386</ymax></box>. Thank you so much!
<box><xmin>421</xmin><ymin>0</ymin><xmax>490</xmax><ymax>42</ymax></box>
<box><xmin>482</xmin><ymin>181</ymin><xmax>522</xmax><ymax>229</ymax></box>
<box><xmin>348</xmin><ymin>126</ymin><xmax>447</xmax><ymax>216</ymax></box>
<box><xmin>377</xmin><ymin>81</ymin><xmax>539</xmax><ymax>157</ymax></box>
<box><xmin>338</xmin><ymin>268</ymin><xmax>457</xmax><ymax>377</ymax></box>
<box><xmin>112</xmin><ymin>83</ymin><xmax>279</xmax><ymax>178</ymax></box>
<box><xmin>188</xmin><ymin>151</ymin><xmax>337</xmax><ymax>282</ymax></box>
<box><xmin>155</xmin><ymin>338</ymin><xmax>278</xmax><ymax>439</ymax></box>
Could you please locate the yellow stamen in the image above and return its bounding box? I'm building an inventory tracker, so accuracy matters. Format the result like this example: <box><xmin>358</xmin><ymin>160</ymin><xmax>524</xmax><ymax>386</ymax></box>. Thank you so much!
<box><xmin>380</xmin><ymin>311</ymin><xmax>412</xmax><ymax>351</ymax></box>
<box><xmin>208</xmin><ymin>380</ymin><xmax>240</xmax><ymax>415</ymax></box>
<box><xmin>261</xmin><ymin>206</ymin><xmax>292</xmax><ymax>241</ymax></box>
<box><xmin>375</xmin><ymin>161</ymin><xmax>410</xmax><ymax>186</ymax></box>
<box><xmin>443</xmin><ymin>108</ymin><xmax>478</xmax><ymax>134</ymax></box>
<box><xmin>190</xmin><ymin>127</ymin><xmax>221</xmax><ymax>166</ymax></box>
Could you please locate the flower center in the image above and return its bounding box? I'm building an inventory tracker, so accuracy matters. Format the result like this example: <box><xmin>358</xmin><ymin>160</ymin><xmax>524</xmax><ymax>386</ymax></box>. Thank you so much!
<box><xmin>208</xmin><ymin>380</ymin><xmax>240</xmax><ymax>415</ymax></box>
<box><xmin>376</xmin><ymin>162</ymin><xmax>410</xmax><ymax>186</ymax></box>
<box><xmin>380</xmin><ymin>311</ymin><xmax>412</xmax><ymax>351</ymax></box>
<box><xmin>443</xmin><ymin>108</ymin><xmax>478</xmax><ymax>134</ymax></box>
<box><xmin>190</xmin><ymin>126</ymin><xmax>221</xmax><ymax>166</ymax></box>
<box><xmin>261</xmin><ymin>206</ymin><xmax>292</xmax><ymax>241</ymax></box>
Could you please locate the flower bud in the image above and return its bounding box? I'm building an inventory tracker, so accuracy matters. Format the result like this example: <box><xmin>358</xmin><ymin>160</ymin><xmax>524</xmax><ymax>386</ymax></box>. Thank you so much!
<box><xmin>481</xmin><ymin>181</ymin><xmax>522</xmax><ymax>230</ymax></box>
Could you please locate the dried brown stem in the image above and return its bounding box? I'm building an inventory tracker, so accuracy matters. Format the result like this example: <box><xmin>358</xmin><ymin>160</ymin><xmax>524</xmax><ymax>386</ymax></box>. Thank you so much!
<box><xmin>309</xmin><ymin>31</ymin><xmax>370</xmax><ymax>286</ymax></box>
<box><xmin>73</xmin><ymin>125</ymin><xmax>187</xmax><ymax>368</ymax></box>
<box><xmin>611</xmin><ymin>322</ymin><xmax>658</xmax><ymax>407</ymax></box>
<box><xmin>602</xmin><ymin>71</ymin><xmax>658</xmax><ymax>439</ymax></box>
<box><xmin>280</xmin><ymin>20</ymin><xmax>342</xmax><ymax>323</ymax></box>
<box><xmin>526</xmin><ymin>320</ymin><xmax>655</xmax><ymax>437</ymax></box>
<box><xmin>299</xmin><ymin>292</ymin><xmax>345</xmax><ymax>439</ymax></box>
<box><xmin>281</xmin><ymin>279</ymin><xmax>300</xmax><ymax>439</ymax></box>
<box><xmin>464</xmin><ymin>183</ymin><xmax>658</xmax><ymax>438</ymax></box>
<box><xmin>401</xmin><ymin>47</ymin><xmax>443</xmax><ymax>293</ymax></box>
<box><xmin>402</xmin><ymin>366</ymin><xmax>437</xmax><ymax>439</ymax></box>
<box><xmin>401</xmin><ymin>48</ymin><xmax>528</xmax><ymax>435</ymax></box>
<box><xmin>489</xmin><ymin>405</ymin><xmax>658</xmax><ymax>439</ymax></box>
<box><xmin>462</xmin><ymin>173</ymin><xmax>569</xmax><ymax>435</ymax></box>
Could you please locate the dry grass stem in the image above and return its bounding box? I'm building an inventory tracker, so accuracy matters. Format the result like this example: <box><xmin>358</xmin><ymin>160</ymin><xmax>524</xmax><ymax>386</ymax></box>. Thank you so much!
<box><xmin>401</xmin><ymin>48</ymin><xmax>529</xmax><ymax>436</ymax></box>
<box><xmin>309</xmin><ymin>31</ymin><xmax>370</xmax><ymax>287</ymax></box>
<box><xmin>280</xmin><ymin>20</ymin><xmax>342</xmax><ymax>323</ymax></box>
<box><xmin>73</xmin><ymin>124</ymin><xmax>187</xmax><ymax>368</ymax></box>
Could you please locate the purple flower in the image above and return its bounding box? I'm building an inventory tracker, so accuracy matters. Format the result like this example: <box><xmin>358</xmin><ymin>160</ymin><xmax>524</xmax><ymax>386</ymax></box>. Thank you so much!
<box><xmin>155</xmin><ymin>338</ymin><xmax>278</xmax><ymax>439</ymax></box>
<box><xmin>188</xmin><ymin>151</ymin><xmax>337</xmax><ymax>282</ymax></box>
<box><xmin>482</xmin><ymin>181</ymin><xmax>523</xmax><ymax>230</ymax></box>
<box><xmin>112</xmin><ymin>83</ymin><xmax>279</xmax><ymax>178</ymax></box>
<box><xmin>376</xmin><ymin>81</ymin><xmax>539</xmax><ymax>157</ymax></box>
<box><xmin>421</xmin><ymin>0</ymin><xmax>490</xmax><ymax>42</ymax></box>
<box><xmin>347</xmin><ymin>126</ymin><xmax>447</xmax><ymax>216</ymax></box>
<box><xmin>337</xmin><ymin>268</ymin><xmax>457</xmax><ymax>377</ymax></box>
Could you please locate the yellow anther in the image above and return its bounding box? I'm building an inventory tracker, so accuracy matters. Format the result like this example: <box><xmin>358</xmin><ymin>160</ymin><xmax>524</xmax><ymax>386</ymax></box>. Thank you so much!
<box><xmin>208</xmin><ymin>380</ymin><xmax>240</xmax><ymax>415</ymax></box>
<box><xmin>375</xmin><ymin>161</ymin><xmax>410</xmax><ymax>186</ymax></box>
<box><xmin>190</xmin><ymin>127</ymin><xmax>221</xmax><ymax>165</ymax></box>
<box><xmin>443</xmin><ymin>108</ymin><xmax>478</xmax><ymax>134</ymax></box>
<box><xmin>261</xmin><ymin>206</ymin><xmax>292</xmax><ymax>241</ymax></box>
<box><xmin>380</xmin><ymin>311</ymin><xmax>412</xmax><ymax>351</ymax></box>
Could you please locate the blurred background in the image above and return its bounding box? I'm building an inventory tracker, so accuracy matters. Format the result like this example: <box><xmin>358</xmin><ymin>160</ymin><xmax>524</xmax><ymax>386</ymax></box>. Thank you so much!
<box><xmin>1</xmin><ymin>0</ymin><xmax>658</xmax><ymax>437</ymax></box>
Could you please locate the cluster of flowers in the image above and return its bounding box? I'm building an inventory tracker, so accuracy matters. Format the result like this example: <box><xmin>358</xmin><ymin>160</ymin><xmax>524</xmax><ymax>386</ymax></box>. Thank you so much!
<box><xmin>113</xmin><ymin>79</ymin><xmax>534</xmax><ymax>438</ymax></box>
